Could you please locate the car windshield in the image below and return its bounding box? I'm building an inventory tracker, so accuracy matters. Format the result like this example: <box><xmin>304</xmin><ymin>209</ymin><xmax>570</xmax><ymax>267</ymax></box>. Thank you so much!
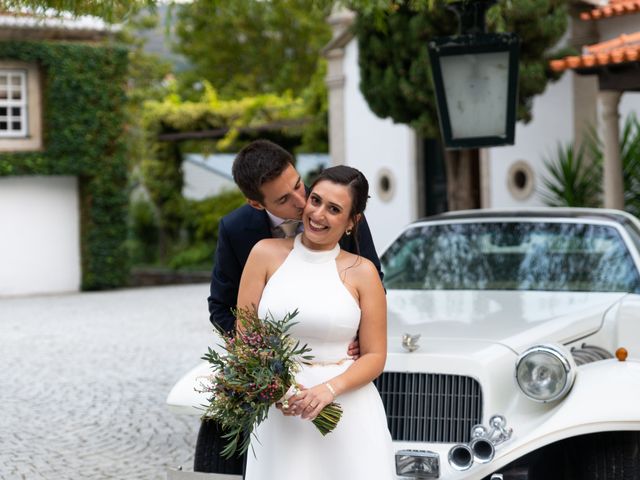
<box><xmin>381</xmin><ymin>221</ymin><xmax>640</xmax><ymax>293</ymax></box>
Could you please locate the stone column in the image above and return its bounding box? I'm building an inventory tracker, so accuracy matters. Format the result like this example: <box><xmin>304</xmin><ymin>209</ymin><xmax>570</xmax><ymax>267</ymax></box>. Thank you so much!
<box><xmin>324</xmin><ymin>8</ymin><xmax>355</xmax><ymax>167</ymax></box>
<box><xmin>325</xmin><ymin>48</ymin><xmax>346</xmax><ymax>166</ymax></box>
<box><xmin>599</xmin><ymin>90</ymin><xmax>624</xmax><ymax>209</ymax></box>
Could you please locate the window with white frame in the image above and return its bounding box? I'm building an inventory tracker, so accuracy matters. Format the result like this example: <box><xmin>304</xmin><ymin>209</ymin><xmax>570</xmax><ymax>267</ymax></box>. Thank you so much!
<box><xmin>0</xmin><ymin>70</ymin><xmax>28</xmax><ymax>138</ymax></box>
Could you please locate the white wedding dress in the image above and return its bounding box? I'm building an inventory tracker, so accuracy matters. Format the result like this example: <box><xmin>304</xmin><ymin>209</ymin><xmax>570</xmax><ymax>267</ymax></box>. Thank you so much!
<box><xmin>244</xmin><ymin>234</ymin><xmax>395</xmax><ymax>480</ymax></box>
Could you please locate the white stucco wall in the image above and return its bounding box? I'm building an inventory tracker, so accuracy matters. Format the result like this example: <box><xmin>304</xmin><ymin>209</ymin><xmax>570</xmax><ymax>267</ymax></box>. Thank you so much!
<box><xmin>0</xmin><ymin>176</ymin><xmax>81</xmax><ymax>297</ymax></box>
<box><xmin>182</xmin><ymin>161</ymin><xmax>236</xmax><ymax>200</ymax></box>
<box><xmin>342</xmin><ymin>40</ymin><xmax>417</xmax><ymax>251</ymax></box>
<box><xmin>619</xmin><ymin>92</ymin><xmax>640</xmax><ymax>125</ymax></box>
<box><xmin>484</xmin><ymin>70</ymin><xmax>575</xmax><ymax>208</ymax></box>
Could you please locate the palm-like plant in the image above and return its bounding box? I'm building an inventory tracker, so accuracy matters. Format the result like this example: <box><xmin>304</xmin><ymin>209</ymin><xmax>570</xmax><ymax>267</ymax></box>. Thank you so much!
<box><xmin>620</xmin><ymin>114</ymin><xmax>640</xmax><ymax>216</ymax></box>
<box><xmin>540</xmin><ymin>142</ymin><xmax>602</xmax><ymax>207</ymax></box>
<box><xmin>541</xmin><ymin>113</ymin><xmax>640</xmax><ymax>213</ymax></box>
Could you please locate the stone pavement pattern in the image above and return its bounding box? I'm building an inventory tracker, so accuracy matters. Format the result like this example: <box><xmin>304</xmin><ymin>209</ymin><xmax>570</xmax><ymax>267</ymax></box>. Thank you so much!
<box><xmin>0</xmin><ymin>285</ymin><xmax>216</xmax><ymax>479</ymax></box>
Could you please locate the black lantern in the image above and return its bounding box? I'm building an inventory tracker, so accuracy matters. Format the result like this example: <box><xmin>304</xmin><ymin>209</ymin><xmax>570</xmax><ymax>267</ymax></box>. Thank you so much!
<box><xmin>428</xmin><ymin>2</ymin><xmax>520</xmax><ymax>149</ymax></box>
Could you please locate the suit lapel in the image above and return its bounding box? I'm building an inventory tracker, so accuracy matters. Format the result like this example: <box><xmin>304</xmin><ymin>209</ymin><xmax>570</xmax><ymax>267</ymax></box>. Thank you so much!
<box><xmin>244</xmin><ymin>207</ymin><xmax>272</xmax><ymax>237</ymax></box>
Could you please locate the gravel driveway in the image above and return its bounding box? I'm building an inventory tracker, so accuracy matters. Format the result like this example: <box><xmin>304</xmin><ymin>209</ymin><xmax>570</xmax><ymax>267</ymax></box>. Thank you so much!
<box><xmin>0</xmin><ymin>284</ymin><xmax>215</xmax><ymax>479</ymax></box>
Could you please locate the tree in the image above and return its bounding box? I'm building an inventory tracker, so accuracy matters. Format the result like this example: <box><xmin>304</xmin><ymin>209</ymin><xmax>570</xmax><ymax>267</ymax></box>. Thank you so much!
<box><xmin>173</xmin><ymin>0</ymin><xmax>332</xmax><ymax>98</ymax></box>
<box><xmin>354</xmin><ymin>0</ymin><xmax>570</xmax><ymax>209</ymax></box>
<box><xmin>355</xmin><ymin>0</ymin><xmax>569</xmax><ymax>136</ymax></box>
<box><xmin>118</xmin><ymin>9</ymin><xmax>173</xmax><ymax>107</ymax></box>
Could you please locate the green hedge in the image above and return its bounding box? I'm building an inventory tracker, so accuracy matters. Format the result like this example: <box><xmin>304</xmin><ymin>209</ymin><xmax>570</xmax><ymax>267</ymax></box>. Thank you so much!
<box><xmin>171</xmin><ymin>189</ymin><xmax>246</xmax><ymax>268</ymax></box>
<box><xmin>128</xmin><ymin>189</ymin><xmax>246</xmax><ymax>270</ymax></box>
<box><xmin>0</xmin><ymin>41</ymin><xmax>129</xmax><ymax>290</ymax></box>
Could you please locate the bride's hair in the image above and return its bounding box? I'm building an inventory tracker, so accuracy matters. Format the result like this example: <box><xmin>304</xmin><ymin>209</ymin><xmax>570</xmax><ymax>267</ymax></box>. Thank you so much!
<box><xmin>310</xmin><ymin>166</ymin><xmax>369</xmax><ymax>251</ymax></box>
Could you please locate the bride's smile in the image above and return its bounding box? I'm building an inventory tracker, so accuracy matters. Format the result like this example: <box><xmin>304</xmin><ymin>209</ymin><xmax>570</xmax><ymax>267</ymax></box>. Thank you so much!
<box><xmin>308</xmin><ymin>218</ymin><xmax>327</xmax><ymax>231</ymax></box>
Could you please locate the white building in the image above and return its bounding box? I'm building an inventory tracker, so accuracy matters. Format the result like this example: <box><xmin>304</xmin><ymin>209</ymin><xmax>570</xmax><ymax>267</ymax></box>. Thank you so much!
<box><xmin>0</xmin><ymin>13</ymin><xmax>115</xmax><ymax>297</ymax></box>
<box><xmin>323</xmin><ymin>4</ymin><xmax>640</xmax><ymax>250</ymax></box>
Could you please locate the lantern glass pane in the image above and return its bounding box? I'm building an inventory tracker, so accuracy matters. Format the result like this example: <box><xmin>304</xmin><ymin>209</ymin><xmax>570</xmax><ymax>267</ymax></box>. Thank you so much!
<box><xmin>440</xmin><ymin>51</ymin><xmax>510</xmax><ymax>139</ymax></box>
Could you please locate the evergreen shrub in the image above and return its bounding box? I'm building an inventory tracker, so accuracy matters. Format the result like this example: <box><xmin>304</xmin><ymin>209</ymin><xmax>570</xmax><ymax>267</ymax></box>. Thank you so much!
<box><xmin>128</xmin><ymin>198</ymin><xmax>160</xmax><ymax>265</ymax></box>
<box><xmin>167</xmin><ymin>189</ymin><xmax>245</xmax><ymax>270</ymax></box>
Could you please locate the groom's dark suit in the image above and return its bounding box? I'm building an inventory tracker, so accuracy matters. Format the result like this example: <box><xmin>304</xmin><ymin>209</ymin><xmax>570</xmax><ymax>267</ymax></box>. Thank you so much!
<box><xmin>208</xmin><ymin>203</ymin><xmax>382</xmax><ymax>333</ymax></box>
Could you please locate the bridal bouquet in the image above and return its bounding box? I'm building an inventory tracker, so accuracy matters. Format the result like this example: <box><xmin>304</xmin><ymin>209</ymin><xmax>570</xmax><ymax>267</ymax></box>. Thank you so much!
<box><xmin>199</xmin><ymin>307</ymin><xmax>343</xmax><ymax>458</ymax></box>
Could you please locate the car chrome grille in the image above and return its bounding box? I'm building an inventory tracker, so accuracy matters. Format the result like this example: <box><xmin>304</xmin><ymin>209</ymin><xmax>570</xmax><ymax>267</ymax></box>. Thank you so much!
<box><xmin>374</xmin><ymin>372</ymin><xmax>483</xmax><ymax>443</ymax></box>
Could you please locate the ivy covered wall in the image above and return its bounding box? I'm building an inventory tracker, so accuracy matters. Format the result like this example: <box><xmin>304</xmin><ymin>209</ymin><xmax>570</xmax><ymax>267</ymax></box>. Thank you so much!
<box><xmin>0</xmin><ymin>41</ymin><xmax>129</xmax><ymax>290</ymax></box>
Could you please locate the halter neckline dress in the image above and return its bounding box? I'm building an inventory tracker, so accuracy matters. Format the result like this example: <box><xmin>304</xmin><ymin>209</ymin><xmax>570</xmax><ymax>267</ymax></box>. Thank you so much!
<box><xmin>244</xmin><ymin>234</ymin><xmax>394</xmax><ymax>480</ymax></box>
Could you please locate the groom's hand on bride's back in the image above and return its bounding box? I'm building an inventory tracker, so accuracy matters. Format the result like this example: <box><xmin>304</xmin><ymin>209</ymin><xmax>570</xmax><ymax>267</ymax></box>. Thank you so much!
<box><xmin>348</xmin><ymin>337</ymin><xmax>360</xmax><ymax>359</ymax></box>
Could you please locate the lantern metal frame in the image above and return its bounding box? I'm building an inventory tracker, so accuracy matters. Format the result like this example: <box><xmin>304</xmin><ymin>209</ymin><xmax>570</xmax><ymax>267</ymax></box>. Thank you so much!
<box><xmin>428</xmin><ymin>32</ymin><xmax>520</xmax><ymax>149</ymax></box>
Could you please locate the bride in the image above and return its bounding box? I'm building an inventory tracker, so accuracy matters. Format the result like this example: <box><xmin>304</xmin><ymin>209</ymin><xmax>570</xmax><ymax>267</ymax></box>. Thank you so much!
<box><xmin>237</xmin><ymin>165</ymin><xmax>394</xmax><ymax>479</ymax></box>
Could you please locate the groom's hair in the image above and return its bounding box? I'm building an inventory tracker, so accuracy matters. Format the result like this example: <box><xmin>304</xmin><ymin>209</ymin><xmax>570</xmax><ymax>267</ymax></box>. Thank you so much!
<box><xmin>232</xmin><ymin>139</ymin><xmax>295</xmax><ymax>202</ymax></box>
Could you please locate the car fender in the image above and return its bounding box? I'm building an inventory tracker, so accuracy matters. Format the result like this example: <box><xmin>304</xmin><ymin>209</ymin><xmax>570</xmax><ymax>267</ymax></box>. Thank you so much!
<box><xmin>515</xmin><ymin>358</ymin><xmax>640</xmax><ymax>441</ymax></box>
<box><xmin>166</xmin><ymin>361</ymin><xmax>212</xmax><ymax>415</ymax></box>
<box><xmin>487</xmin><ymin>358</ymin><xmax>640</xmax><ymax>476</ymax></box>
<box><xmin>166</xmin><ymin>332</ymin><xmax>226</xmax><ymax>416</ymax></box>
<box><xmin>426</xmin><ymin>359</ymin><xmax>640</xmax><ymax>480</ymax></box>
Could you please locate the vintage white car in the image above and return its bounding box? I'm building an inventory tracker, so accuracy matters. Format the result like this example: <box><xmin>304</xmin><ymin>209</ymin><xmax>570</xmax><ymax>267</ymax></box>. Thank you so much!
<box><xmin>168</xmin><ymin>208</ymin><xmax>640</xmax><ymax>479</ymax></box>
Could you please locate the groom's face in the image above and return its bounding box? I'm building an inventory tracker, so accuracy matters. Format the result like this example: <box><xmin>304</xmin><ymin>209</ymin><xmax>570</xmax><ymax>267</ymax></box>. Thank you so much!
<box><xmin>248</xmin><ymin>164</ymin><xmax>306</xmax><ymax>220</ymax></box>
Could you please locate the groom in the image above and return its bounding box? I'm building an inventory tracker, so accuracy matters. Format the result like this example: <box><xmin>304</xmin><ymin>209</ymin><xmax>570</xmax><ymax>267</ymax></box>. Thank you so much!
<box><xmin>208</xmin><ymin>139</ymin><xmax>382</xmax><ymax>334</ymax></box>
<box><xmin>202</xmin><ymin>140</ymin><xmax>382</xmax><ymax>475</ymax></box>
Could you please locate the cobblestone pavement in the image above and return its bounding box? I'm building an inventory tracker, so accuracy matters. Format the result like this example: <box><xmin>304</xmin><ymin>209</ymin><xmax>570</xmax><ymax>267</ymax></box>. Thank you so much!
<box><xmin>0</xmin><ymin>284</ymin><xmax>217</xmax><ymax>480</ymax></box>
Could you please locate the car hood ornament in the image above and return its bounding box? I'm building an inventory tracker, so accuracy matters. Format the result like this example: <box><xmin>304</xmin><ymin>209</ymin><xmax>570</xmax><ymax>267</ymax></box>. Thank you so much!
<box><xmin>402</xmin><ymin>333</ymin><xmax>421</xmax><ymax>352</ymax></box>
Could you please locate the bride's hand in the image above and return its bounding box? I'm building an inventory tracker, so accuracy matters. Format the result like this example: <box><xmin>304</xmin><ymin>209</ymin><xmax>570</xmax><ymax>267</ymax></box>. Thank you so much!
<box><xmin>275</xmin><ymin>402</ymin><xmax>298</xmax><ymax>416</ymax></box>
<box><xmin>276</xmin><ymin>384</ymin><xmax>306</xmax><ymax>417</ymax></box>
<box><xmin>290</xmin><ymin>384</ymin><xmax>334</xmax><ymax>420</ymax></box>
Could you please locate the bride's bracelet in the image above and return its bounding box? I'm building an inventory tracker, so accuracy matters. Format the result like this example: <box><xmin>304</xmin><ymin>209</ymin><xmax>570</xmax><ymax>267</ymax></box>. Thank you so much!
<box><xmin>324</xmin><ymin>382</ymin><xmax>337</xmax><ymax>399</ymax></box>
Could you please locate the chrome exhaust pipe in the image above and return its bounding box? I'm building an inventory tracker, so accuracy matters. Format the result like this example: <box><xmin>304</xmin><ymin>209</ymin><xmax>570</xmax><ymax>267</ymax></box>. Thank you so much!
<box><xmin>470</xmin><ymin>436</ymin><xmax>495</xmax><ymax>464</ymax></box>
<box><xmin>449</xmin><ymin>415</ymin><xmax>513</xmax><ymax>471</ymax></box>
<box><xmin>448</xmin><ymin>443</ymin><xmax>474</xmax><ymax>471</ymax></box>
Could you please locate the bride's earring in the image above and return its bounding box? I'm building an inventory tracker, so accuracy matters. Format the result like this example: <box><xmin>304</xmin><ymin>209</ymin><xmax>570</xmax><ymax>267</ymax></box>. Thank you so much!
<box><xmin>345</xmin><ymin>228</ymin><xmax>352</xmax><ymax>236</ymax></box>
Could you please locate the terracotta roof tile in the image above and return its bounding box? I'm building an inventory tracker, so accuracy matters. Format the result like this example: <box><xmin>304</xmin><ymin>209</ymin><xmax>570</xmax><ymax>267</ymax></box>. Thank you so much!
<box><xmin>549</xmin><ymin>32</ymin><xmax>640</xmax><ymax>72</ymax></box>
<box><xmin>585</xmin><ymin>32</ymin><xmax>640</xmax><ymax>53</ymax></box>
<box><xmin>580</xmin><ymin>0</ymin><xmax>640</xmax><ymax>20</ymax></box>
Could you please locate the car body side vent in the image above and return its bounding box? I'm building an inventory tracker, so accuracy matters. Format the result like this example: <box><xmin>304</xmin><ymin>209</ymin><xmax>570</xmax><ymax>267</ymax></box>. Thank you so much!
<box><xmin>570</xmin><ymin>344</ymin><xmax>613</xmax><ymax>366</ymax></box>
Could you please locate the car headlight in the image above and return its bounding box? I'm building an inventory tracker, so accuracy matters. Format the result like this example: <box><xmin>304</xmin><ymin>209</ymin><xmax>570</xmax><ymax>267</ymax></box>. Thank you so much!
<box><xmin>515</xmin><ymin>344</ymin><xmax>576</xmax><ymax>403</ymax></box>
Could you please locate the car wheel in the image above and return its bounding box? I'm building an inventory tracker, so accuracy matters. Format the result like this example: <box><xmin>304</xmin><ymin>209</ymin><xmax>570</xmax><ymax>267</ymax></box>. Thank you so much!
<box><xmin>193</xmin><ymin>420</ymin><xmax>244</xmax><ymax>474</ymax></box>
<box><xmin>568</xmin><ymin>431</ymin><xmax>640</xmax><ymax>480</ymax></box>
